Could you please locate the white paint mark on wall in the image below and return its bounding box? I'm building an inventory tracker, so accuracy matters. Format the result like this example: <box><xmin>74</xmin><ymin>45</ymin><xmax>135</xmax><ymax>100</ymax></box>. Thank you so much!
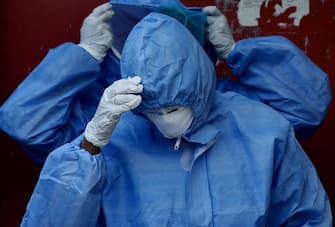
<box><xmin>237</xmin><ymin>0</ymin><xmax>309</xmax><ymax>26</ymax></box>
<box><xmin>237</xmin><ymin>0</ymin><xmax>263</xmax><ymax>26</ymax></box>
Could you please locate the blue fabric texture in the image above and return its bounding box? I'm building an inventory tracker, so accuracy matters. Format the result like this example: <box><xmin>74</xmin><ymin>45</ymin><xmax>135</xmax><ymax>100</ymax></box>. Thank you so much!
<box><xmin>0</xmin><ymin>7</ymin><xmax>331</xmax><ymax>163</ymax></box>
<box><xmin>108</xmin><ymin>0</ymin><xmax>194</xmax><ymax>53</ymax></box>
<box><xmin>19</xmin><ymin>13</ymin><xmax>332</xmax><ymax>226</ymax></box>
<box><xmin>154</xmin><ymin>4</ymin><xmax>207</xmax><ymax>46</ymax></box>
<box><xmin>222</xmin><ymin>36</ymin><xmax>332</xmax><ymax>139</ymax></box>
<box><xmin>102</xmin><ymin>0</ymin><xmax>213</xmax><ymax>85</ymax></box>
<box><xmin>0</xmin><ymin>44</ymin><xmax>105</xmax><ymax>164</ymax></box>
<box><xmin>0</xmin><ymin>9</ymin><xmax>331</xmax><ymax>164</ymax></box>
<box><xmin>121</xmin><ymin>13</ymin><xmax>216</xmax><ymax>136</ymax></box>
<box><xmin>106</xmin><ymin>0</ymin><xmax>209</xmax><ymax>61</ymax></box>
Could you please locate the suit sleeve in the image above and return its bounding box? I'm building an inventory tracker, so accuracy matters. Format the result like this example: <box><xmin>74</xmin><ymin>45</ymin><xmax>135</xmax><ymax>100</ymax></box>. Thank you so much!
<box><xmin>20</xmin><ymin>135</ymin><xmax>106</xmax><ymax>227</ymax></box>
<box><xmin>266</xmin><ymin>127</ymin><xmax>332</xmax><ymax>226</ymax></box>
<box><xmin>219</xmin><ymin>36</ymin><xmax>332</xmax><ymax>139</ymax></box>
<box><xmin>0</xmin><ymin>43</ymin><xmax>108</xmax><ymax>164</ymax></box>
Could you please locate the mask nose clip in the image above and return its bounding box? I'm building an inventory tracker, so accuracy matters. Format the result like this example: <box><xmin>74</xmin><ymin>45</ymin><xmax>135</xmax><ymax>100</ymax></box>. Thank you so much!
<box><xmin>174</xmin><ymin>135</ymin><xmax>182</xmax><ymax>151</ymax></box>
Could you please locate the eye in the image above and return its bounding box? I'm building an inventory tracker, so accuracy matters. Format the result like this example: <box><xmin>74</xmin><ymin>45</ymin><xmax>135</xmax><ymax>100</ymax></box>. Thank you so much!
<box><xmin>145</xmin><ymin>106</ymin><xmax>182</xmax><ymax>115</ymax></box>
<box><xmin>166</xmin><ymin>108</ymin><xmax>179</xmax><ymax>114</ymax></box>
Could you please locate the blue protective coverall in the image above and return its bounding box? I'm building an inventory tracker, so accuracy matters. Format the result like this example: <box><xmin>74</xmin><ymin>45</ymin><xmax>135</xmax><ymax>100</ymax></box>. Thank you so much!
<box><xmin>16</xmin><ymin>12</ymin><xmax>332</xmax><ymax>226</ymax></box>
<box><xmin>0</xmin><ymin>0</ymin><xmax>331</xmax><ymax>165</ymax></box>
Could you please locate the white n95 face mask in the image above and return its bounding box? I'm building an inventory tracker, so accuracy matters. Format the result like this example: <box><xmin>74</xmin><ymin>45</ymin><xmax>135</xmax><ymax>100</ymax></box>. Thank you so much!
<box><xmin>144</xmin><ymin>106</ymin><xmax>194</xmax><ymax>139</ymax></box>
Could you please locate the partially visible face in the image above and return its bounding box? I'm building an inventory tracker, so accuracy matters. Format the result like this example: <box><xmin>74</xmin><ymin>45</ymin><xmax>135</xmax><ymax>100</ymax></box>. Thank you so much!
<box><xmin>143</xmin><ymin>106</ymin><xmax>194</xmax><ymax>138</ymax></box>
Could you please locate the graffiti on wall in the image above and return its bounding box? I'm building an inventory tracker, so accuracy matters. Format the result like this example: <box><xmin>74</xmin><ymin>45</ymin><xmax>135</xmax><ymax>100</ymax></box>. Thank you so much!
<box><xmin>216</xmin><ymin>0</ymin><xmax>310</xmax><ymax>29</ymax></box>
<box><xmin>214</xmin><ymin>0</ymin><xmax>334</xmax><ymax>82</ymax></box>
<box><xmin>237</xmin><ymin>0</ymin><xmax>309</xmax><ymax>27</ymax></box>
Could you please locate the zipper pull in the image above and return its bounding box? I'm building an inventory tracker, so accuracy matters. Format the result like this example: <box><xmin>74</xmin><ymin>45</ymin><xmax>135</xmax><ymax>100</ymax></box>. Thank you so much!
<box><xmin>174</xmin><ymin>135</ymin><xmax>182</xmax><ymax>151</ymax></box>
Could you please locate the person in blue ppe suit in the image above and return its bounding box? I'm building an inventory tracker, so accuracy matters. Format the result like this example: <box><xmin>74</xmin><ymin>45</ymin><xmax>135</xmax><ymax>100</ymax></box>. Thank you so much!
<box><xmin>0</xmin><ymin>1</ymin><xmax>331</xmax><ymax>164</ymax></box>
<box><xmin>0</xmin><ymin>2</ymin><xmax>331</xmax><ymax>167</ymax></box>
<box><xmin>13</xmin><ymin>2</ymin><xmax>332</xmax><ymax>226</ymax></box>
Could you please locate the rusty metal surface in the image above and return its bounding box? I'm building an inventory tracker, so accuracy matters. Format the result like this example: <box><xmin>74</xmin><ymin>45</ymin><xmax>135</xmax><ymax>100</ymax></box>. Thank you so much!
<box><xmin>0</xmin><ymin>0</ymin><xmax>334</xmax><ymax>225</ymax></box>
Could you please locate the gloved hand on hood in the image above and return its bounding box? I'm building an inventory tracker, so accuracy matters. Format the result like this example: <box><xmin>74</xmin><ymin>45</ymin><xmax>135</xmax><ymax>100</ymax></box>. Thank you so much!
<box><xmin>84</xmin><ymin>76</ymin><xmax>143</xmax><ymax>149</ymax></box>
<box><xmin>203</xmin><ymin>6</ymin><xmax>235</xmax><ymax>59</ymax></box>
<box><xmin>78</xmin><ymin>2</ymin><xmax>114</xmax><ymax>63</ymax></box>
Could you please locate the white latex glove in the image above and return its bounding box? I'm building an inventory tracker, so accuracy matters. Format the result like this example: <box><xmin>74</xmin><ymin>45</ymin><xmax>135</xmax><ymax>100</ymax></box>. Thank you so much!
<box><xmin>78</xmin><ymin>2</ymin><xmax>114</xmax><ymax>63</ymax></box>
<box><xmin>84</xmin><ymin>76</ymin><xmax>143</xmax><ymax>148</ymax></box>
<box><xmin>203</xmin><ymin>6</ymin><xmax>235</xmax><ymax>59</ymax></box>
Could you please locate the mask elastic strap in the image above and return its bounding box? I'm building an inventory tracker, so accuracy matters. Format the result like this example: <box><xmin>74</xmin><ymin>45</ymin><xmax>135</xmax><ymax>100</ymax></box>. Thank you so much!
<box><xmin>111</xmin><ymin>45</ymin><xmax>121</xmax><ymax>59</ymax></box>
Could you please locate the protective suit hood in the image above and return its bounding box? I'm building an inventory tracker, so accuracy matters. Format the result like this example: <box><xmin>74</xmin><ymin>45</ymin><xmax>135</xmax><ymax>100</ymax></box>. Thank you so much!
<box><xmin>121</xmin><ymin>13</ymin><xmax>216</xmax><ymax>135</ymax></box>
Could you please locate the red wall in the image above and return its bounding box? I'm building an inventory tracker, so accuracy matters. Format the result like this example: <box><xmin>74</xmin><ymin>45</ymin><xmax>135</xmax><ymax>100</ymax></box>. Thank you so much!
<box><xmin>0</xmin><ymin>0</ymin><xmax>334</xmax><ymax>225</ymax></box>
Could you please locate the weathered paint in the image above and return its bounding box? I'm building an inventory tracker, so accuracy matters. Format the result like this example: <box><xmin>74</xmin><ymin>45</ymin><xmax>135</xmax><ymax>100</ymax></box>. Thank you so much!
<box><xmin>236</xmin><ymin>0</ymin><xmax>309</xmax><ymax>26</ymax></box>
